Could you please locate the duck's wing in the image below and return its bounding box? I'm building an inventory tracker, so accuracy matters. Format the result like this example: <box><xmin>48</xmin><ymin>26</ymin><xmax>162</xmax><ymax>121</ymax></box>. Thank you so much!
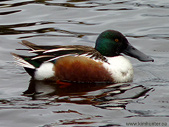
<box><xmin>12</xmin><ymin>41</ymin><xmax>107</xmax><ymax>77</ymax></box>
<box><xmin>18</xmin><ymin>40</ymin><xmax>65</xmax><ymax>54</ymax></box>
<box><xmin>16</xmin><ymin>40</ymin><xmax>107</xmax><ymax>62</ymax></box>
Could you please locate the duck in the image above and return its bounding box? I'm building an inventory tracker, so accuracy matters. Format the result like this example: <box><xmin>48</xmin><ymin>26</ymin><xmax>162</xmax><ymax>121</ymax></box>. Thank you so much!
<box><xmin>11</xmin><ymin>30</ymin><xmax>154</xmax><ymax>84</ymax></box>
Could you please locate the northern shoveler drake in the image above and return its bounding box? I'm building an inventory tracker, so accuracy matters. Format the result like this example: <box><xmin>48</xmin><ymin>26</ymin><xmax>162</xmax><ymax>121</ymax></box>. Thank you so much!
<box><xmin>11</xmin><ymin>30</ymin><xmax>154</xmax><ymax>84</ymax></box>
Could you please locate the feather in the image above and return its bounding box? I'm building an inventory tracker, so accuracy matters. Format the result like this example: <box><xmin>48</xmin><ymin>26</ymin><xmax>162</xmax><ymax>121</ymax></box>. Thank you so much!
<box><xmin>43</xmin><ymin>48</ymin><xmax>77</xmax><ymax>53</ymax></box>
<box><xmin>11</xmin><ymin>53</ymin><xmax>35</xmax><ymax>69</ymax></box>
<box><xmin>31</xmin><ymin>55</ymin><xmax>54</xmax><ymax>60</ymax></box>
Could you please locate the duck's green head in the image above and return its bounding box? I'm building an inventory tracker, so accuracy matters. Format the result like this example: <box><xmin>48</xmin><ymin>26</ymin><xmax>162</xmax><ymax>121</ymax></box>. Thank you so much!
<box><xmin>95</xmin><ymin>30</ymin><xmax>154</xmax><ymax>62</ymax></box>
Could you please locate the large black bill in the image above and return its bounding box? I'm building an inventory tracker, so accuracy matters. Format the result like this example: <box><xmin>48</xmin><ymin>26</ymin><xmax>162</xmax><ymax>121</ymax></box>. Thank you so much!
<box><xmin>123</xmin><ymin>44</ymin><xmax>154</xmax><ymax>62</ymax></box>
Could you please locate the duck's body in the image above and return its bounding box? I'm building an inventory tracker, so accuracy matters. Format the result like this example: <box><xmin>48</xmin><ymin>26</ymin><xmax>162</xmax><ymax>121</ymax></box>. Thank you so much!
<box><xmin>12</xmin><ymin>30</ymin><xmax>153</xmax><ymax>83</ymax></box>
<box><xmin>29</xmin><ymin>55</ymin><xmax>133</xmax><ymax>83</ymax></box>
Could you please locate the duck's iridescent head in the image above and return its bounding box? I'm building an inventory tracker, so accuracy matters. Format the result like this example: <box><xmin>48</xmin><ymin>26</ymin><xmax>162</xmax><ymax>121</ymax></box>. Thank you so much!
<box><xmin>95</xmin><ymin>30</ymin><xmax>154</xmax><ymax>62</ymax></box>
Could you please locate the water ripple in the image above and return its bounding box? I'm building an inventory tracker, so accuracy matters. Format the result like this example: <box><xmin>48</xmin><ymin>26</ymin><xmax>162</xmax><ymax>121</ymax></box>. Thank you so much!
<box><xmin>127</xmin><ymin>34</ymin><xmax>169</xmax><ymax>40</ymax></box>
<box><xmin>0</xmin><ymin>10</ymin><xmax>21</xmax><ymax>15</ymax></box>
<box><xmin>132</xmin><ymin>2</ymin><xmax>169</xmax><ymax>9</ymax></box>
<box><xmin>20</xmin><ymin>80</ymin><xmax>152</xmax><ymax>110</ymax></box>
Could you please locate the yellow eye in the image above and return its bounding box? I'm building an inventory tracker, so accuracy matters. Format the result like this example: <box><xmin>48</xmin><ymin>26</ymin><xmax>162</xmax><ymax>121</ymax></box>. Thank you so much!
<box><xmin>115</xmin><ymin>39</ymin><xmax>119</xmax><ymax>42</ymax></box>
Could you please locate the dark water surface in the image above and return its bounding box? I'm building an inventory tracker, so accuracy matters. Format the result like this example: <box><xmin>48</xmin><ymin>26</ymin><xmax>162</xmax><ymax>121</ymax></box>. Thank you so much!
<box><xmin>1</xmin><ymin>0</ymin><xmax>169</xmax><ymax>127</ymax></box>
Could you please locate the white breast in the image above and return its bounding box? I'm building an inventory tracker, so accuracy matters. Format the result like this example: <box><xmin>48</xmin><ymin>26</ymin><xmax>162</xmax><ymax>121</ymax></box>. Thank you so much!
<box><xmin>103</xmin><ymin>55</ymin><xmax>134</xmax><ymax>83</ymax></box>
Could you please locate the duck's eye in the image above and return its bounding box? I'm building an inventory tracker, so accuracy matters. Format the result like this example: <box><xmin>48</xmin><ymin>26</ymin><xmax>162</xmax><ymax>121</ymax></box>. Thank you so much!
<box><xmin>115</xmin><ymin>39</ymin><xmax>119</xmax><ymax>42</ymax></box>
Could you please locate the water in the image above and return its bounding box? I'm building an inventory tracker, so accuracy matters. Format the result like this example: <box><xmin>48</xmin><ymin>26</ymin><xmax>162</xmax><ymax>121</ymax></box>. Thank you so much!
<box><xmin>1</xmin><ymin>0</ymin><xmax>169</xmax><ymax>127</ymax></box>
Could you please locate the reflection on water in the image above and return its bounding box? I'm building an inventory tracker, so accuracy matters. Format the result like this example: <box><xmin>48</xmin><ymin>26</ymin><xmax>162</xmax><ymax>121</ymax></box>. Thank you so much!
<box><xmin>0</xmin><ymin>0</ymin><xmax>106</xmax><ymax>8</ymax></box>
<box><xmin>1</xmin><ymin>0</ymin><xmax>169</xmax><ymax>41</ymax></box>
<box><xmin>23</xmin><ymin>79</ymin><xmax>152</xmax><ymax>110</ymax></box>
<box><xmin>1</xmin><ymin>0</ymin><xmax>169</xmax><ymax>40</ymax></box>
<box><xmin>0</xmin><ymin>22</ymin><xmax>54</xmax><ymax>35</ymax></box>
<box><xmin>0</xmin><ymin>21</ymin><xmax>97</xmax><ymax>39</ymax></box>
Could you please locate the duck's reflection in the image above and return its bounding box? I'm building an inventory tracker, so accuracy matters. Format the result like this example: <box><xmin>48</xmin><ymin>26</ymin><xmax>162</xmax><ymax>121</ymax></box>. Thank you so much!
<box><xmin>23</xmin><ymin>80</ymin><xmax>152</xmax><ymax>109</ymax></box>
